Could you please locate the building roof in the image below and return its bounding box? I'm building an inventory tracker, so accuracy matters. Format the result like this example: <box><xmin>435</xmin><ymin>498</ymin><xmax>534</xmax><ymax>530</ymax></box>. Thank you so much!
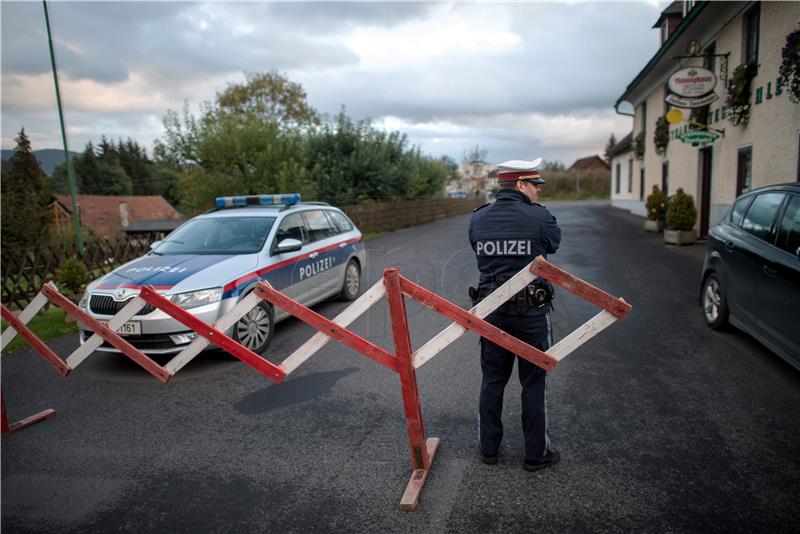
<box><xmin>615</xmin><ymin>1</ymin><xmax>710</xmax><ymax>109</ymax></box>
<box><xmin>567</xmin><ymin>155</ymin><xmax>610</xmax><ymax>172</ymax></box>
<box><xmin>652</xmin><ymin>1</ymin><xmax>683</xmax><ymax>29</ymax></box>
<box><xmin>608</xmin><ymin>132</ymin><xmax>634</xmax><ymax>158</ymax></box>
<box><xmin>52</xmin><ymin>194</ymin><xmax>181</xmax><ymax>239</ymax></box>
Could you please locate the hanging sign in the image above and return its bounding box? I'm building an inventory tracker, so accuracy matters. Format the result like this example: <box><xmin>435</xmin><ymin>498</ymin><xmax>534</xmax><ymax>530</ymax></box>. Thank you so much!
<box><xmin>676</xmin><ymin>130</ymin><xmax>720</xmax><ymax>145</ymax></box>
<box><xmin>665</xmin><ymin>92</ymin><xmax>719</xmax><ymax>109</ymax></box>
<box><xmin>668</xmin><ymin>67</ymin><xmax>717</xmax><ymax>97</ymax></box>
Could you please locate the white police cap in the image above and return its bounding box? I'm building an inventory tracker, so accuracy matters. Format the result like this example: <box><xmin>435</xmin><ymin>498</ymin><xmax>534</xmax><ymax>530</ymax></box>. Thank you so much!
<box><xmin>496</xmin><ymin>157</ymin><xmax>545</xmax><ymax>183</ymax></box>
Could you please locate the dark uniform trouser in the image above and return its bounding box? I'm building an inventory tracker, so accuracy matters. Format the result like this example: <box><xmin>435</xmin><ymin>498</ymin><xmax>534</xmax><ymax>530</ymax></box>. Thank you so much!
<box><xmin>479</xmin><ymin>311</ymin><xmax>552</xmax><ymax>461</ymax></box>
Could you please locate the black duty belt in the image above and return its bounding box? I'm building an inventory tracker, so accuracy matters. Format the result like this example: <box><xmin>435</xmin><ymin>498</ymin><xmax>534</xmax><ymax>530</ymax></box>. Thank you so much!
<box><xmin>468</xmin><ymin>279</ymin><xmax>554</xmax><ymax>314</ymax></box>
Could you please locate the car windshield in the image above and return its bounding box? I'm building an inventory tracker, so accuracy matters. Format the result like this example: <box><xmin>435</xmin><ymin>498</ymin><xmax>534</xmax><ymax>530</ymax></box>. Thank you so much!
<box><xmin>153</xmin><ymin>217</ymin><xmax>276</xmax><ymax>255</ymax></box>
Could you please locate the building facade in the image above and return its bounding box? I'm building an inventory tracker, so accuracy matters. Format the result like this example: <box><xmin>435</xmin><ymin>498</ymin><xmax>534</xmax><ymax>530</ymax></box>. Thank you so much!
<box><xmin>614</xmin><ymin>1</ymin><xmax>800</xmax><ymax>236</ymax></box>
<box><xmin>608</xmin><ymin>133</ymin><xmax>639</xmax><ymax>215</ymax></box>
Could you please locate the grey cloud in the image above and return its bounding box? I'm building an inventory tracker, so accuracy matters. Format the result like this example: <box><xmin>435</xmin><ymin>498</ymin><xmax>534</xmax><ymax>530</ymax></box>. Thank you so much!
<box><xmin>2</xmin><ymin>1</ymin><xmax>359</xmax><ymax>85</ymax></box>
<box><xmin>267</xmin><ymin>1</ymin><xmax>433</xmax><ymax>31</ymax></box>
<box><xmin>1</xmin><ymin>0</ymin><xmax>659</xmax><ymax>166</ymax></box>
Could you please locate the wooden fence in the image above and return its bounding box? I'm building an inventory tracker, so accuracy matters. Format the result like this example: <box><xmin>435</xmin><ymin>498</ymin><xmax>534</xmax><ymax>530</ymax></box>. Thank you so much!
<box><xmin>1</xmin><ymin>233</ymin><xmax>161</xmax><ymax>310</ymax></box>
<box><xmin>1</xmin><ymin>198</ymin><xmax>482</xmax><ymax>309</ymax></box>
<box><xmin>340</xmin><ymin>197</ymin><xmax>482</xmax><ymax>234</ymax></box>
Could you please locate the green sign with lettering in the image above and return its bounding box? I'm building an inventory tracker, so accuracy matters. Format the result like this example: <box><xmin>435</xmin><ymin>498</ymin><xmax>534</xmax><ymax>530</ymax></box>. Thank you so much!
<box><xmin>676</xmin><ymin>130</ymin><xmax>720</xmax><ymax>145</ymax></box>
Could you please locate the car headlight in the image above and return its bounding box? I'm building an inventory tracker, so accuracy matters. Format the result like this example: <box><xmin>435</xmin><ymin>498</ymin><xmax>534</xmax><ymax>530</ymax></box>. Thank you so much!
<box><xmin>79</xmin><ymin>290</ymin><xmax>89</xmax><ymax>309</ymax></box>
<box><xmin>170</xmin><ymin>288</ymin><xmax>223</xmax><ymax>309</ymax></box>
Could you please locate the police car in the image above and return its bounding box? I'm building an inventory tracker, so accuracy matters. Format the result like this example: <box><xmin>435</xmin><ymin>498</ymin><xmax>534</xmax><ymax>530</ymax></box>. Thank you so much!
<box><xmin>78</xmin><ymin>194</ymin><xmax>366</xmax><ymax>355</ymax></box>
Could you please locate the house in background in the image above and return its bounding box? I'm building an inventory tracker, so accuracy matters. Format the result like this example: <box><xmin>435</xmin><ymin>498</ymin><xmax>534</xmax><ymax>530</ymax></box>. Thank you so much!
<box><xmin>615</xmin><ymin>1</ymin><xmax>800</xmax><ymax>237</ymax></box>
<box><xmin>446</xmin><ymin>158</ymin><xmax>494</xmax><ymax>198</ymax></box>
<box><xmin>51</xmin><ymin>195</ymin><xmax>182</xmax><ymax>240</ymax></box>
<box><xmin>608</xmin><ymin>133</ymin><xmax>639</xmax><ymax>215</ymax></box>
<box><xmin>567</xmin><ymin>155</ymin><xmax>610</xmax><ymax>173</ymax></box>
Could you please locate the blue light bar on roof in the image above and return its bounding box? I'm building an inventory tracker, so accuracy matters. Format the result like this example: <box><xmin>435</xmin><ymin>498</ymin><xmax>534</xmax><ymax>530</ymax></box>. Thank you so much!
<box><xmin>215</xmin><ymin>193</ymin><xmax>301</xmax><ymax>208</ymax></box>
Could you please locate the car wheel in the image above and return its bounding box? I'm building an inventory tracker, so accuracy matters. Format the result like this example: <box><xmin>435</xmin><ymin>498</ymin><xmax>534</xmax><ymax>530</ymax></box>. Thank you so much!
<box><xmin>233</xmin><ymin>300</ymin><xmax>274</xmax><ymax>354</ymax></box>
<box><xmin>702</xmin><ymin>274</ymin><xmax>728</xmax><ymax>330</ymax></box>
<box><xmin>339</xmin><ymin>260</ymin><xmax>361</xmax><ymax>301</ymax></box>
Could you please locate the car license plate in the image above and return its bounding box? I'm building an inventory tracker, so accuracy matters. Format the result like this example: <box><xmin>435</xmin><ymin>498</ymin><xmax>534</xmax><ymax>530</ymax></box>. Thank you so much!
<box><xmin>113</xmin><ymin>321</ymin><xmax>141</xmax><ymax>336</ymax></box>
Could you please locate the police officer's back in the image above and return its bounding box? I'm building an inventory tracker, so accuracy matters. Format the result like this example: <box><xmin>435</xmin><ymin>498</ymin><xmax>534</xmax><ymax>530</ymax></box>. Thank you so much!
<box><xmin>467</xmin><ymin>158</ymin><xmax>562</xmax><ymax>471</ymax></box>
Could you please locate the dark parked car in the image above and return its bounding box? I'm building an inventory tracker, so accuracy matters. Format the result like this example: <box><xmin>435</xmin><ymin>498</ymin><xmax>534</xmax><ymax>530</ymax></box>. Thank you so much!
<box><xmin>700</xmin><ymin>183</ymin><xmax>800</xmax><ymax>369</ymax></box>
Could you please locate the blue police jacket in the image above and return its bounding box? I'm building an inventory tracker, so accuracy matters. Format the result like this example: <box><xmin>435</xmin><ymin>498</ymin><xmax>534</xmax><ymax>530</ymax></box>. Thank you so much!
<box><xmin>469</xmin><ymin>189</ymin><xmax>561</xmax><ymax>290</ymax></box>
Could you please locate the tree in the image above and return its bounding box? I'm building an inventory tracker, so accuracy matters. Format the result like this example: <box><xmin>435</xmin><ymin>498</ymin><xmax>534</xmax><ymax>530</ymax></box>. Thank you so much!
<box><xmin>171</xmin><ymin>111</ymin><xmax>310</xmax><ymax>215</ymax></box>
<box><xmin>157</xmin><ymin>73</ymin><xmax>450</xmax><ymax>211</ymax></box>
<box><xmin>53</xmin><ymin>142</ymin><xmax>133</xmax><ymax>195</ymax></box>
<box><xmin>303</xmin><ymin>110</ymin><xmax>448</xmax><ymax>205</ymax></box>
<box><xmin>216</xmin><ymin>71</ymin><xmax>319</xmax><ymax>130</ymax></box>
<box><xmin>463</xmin><ymin>145</ymin><xmax>488</xmax><ymax>164</ymax></box>
<box><xmin>604</xmin><ymin>133</ymin><xmax>617</xmax><ymax>165</ymax></box>
<box><xmin>541</xmin><ymin>159</ymin><xmax>566</xmax><ymax>172</ymax></box>
<box><xmin>1</xmin><ymin>128</ymin><xmax>53</xmax><ymax>256</ymax></box>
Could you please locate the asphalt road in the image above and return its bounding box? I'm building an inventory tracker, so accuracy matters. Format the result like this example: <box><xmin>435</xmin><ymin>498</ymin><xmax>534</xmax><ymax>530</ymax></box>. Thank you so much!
<box><xmin>3</xmin><ymin>201</ymin><xmax>799</xmax><ymax>533</ymax></box>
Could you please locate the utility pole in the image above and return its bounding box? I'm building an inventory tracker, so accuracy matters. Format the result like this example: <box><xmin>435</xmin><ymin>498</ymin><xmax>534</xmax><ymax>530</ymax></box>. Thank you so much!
<box><xmin>43</xmin><ymin>0</ymin><xmax>83</xmax><ymax>254</ymax></box>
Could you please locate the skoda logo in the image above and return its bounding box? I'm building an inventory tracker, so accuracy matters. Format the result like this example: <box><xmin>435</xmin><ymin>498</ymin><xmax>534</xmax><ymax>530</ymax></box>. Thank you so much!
<box><xmin>116</xmin><ymin>288</ymin><xmax>126</xmax><ymax>299</ymax></box>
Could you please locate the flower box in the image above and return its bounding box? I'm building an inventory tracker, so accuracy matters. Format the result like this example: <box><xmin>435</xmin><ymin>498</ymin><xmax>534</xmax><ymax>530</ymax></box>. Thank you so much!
<box><xmin>663</xmin><ymin>229</ymin><xmax>697</xmax><ymax>245</ymax></box>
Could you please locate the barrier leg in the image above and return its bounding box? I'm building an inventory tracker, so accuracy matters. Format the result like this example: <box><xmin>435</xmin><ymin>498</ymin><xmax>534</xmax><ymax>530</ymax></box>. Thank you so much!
<box><xmin>384</xmin><ymin>268</ymin><xmax>439</xmax><ymax>511</ymax></box>
<box><xmin>1</xmin><ymin>389</ymin><xmax>55</xmax><ymax>437</ymax></box>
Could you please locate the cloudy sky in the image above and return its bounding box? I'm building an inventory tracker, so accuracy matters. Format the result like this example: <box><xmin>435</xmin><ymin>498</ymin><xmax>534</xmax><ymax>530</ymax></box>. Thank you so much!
<box><xmin>1</xmin><ymin>1</ymin><xmax>667</xmax><ymax>167</ymax></box>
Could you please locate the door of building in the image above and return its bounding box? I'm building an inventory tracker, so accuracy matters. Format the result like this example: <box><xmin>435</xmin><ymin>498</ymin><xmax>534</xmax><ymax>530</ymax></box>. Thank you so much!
<box><xmin>699</xmin><ymin>147</ymin><xmax>713</xmax><ymax>237</ymax></box>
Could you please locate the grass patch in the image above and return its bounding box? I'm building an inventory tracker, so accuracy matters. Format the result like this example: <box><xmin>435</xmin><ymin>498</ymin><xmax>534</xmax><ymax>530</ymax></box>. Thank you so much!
<box><xmin>1</xmin><ymin>306</ymin><xmax>79</xmax><ymax>354</ymax></box>
<box><xmin>363</xmin><ymin>231</ymin><xmax>391</xmax><ymax>240</ymax></box>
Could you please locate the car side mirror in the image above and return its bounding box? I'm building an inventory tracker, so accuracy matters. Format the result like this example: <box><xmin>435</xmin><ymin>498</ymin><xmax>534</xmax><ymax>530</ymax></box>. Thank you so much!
<box><xmin>275</xmin><ymin>238</ymin><xmax>303</xmax><ymax>254</ymax></box>
<box><xmin>149</xmin><ymin>240</ymin><xmax>162</xmax><ymax>250</ymax></box>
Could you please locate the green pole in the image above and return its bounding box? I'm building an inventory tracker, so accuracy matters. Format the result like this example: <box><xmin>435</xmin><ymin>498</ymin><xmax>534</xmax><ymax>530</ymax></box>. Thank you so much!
<box><xmin>43</xmin><ymin>0</ymin><xmax>83</xmax><ymax>254</ymax></box>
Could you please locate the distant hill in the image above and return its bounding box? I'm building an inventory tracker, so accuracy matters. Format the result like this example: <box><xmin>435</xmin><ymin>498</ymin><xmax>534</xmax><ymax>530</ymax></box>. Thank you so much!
<box><xmin>0</xmin><ymin>148</ymin><xmax>79</xmax><ymax>176</ymax></box>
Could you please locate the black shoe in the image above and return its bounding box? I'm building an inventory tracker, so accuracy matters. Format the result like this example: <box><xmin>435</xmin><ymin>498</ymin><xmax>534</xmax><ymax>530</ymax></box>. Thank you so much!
<box><xmin>480</xmin><ymin>451</ymin><xmax>498</xmax><ymax>465</ymax></box>
<box><xmin>523</xmin><ymin>449</ymin><xmax>559</xmax><ymax>472</ymax></box>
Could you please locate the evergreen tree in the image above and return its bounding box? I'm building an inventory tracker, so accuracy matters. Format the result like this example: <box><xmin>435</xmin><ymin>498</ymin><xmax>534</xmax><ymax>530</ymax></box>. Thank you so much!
<box><xmin>118</xmin><ymin>138</ymin><xmax>153</xmax><ymax>195</ymax></box>
<box><xmin>1</xmin><ymin>128</ymin><xmax>53</xmax><ymax>256</ymax></box>
<box><xmin>98</xmin><ymin>135</ymin><xmax>119</xmax><ymax>164</ymax></box>
<box><xmin>604</xmin><ymin>133</ymin><xmax>617</xmax><ymax>165</ymax></box>
<box><xmin>53</xmin><ymin>141</ymin><xmax>133</xmax><ymax>195</ymax></box>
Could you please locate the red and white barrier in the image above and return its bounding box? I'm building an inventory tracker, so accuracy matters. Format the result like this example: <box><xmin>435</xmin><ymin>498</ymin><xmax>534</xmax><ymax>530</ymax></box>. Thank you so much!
<box><xmin>1</xmin><ymin>256</ymin><xmax>630</xmax><ymax>511</ymax></box>
<box><xmin>0</xmin><ymin>281</ymin><xmax>286</xmax><ymax>435</ymax></box>
<box><xmin>252</xmin><ymin>256</ymin><xmax>630</xmax><ymax>510</ymax></box>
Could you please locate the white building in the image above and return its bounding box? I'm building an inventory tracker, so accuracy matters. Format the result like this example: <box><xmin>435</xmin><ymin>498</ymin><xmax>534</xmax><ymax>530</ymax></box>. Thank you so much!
<box><xmin>608</xmin><ymin>133</ymin><xmax>640</xmax><ymax>215</ymax></box>
<box><xmin>614</xmin><ymin>1</ymin><xmax>800</xmax><ymax>236</ymax></box>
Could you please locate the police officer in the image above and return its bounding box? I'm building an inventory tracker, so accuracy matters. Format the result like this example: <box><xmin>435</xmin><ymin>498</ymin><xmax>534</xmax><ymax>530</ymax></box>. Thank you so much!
<box><xmin>468</xmin><ymin>158</ymin><xmax>561</xmax><ymax>471</ymax></box>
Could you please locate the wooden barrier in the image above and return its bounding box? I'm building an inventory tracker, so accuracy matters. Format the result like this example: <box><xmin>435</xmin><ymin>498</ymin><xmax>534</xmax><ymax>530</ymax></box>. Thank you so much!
<box><xmin>1</xmin><ymin>257</ymin><xmax>630</xmax><ymax>512</ymax></box>
<box><xmin>253</xmin><ymin>257</ymin><xmax>631</xmax><ymax>510</ymax></box>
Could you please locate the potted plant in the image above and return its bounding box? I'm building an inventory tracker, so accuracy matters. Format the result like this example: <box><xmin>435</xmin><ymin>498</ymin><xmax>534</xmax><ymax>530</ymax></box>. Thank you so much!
<box><xmin>644</xmin><ymin>185</ymin><xmax>665</xmax><ymax>232</ymax></box>
<box><xmin>664</xmin><ymin>188</ymin><xmax>698</xmax><ymax>245</ymax></box>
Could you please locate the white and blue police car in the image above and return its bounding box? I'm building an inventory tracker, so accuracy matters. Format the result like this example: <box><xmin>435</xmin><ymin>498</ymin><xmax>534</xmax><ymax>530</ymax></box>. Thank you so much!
<box><xmin>78</xmin><ymin>194</ymin><xmax>366</xmax><ymax>355</ymax></box>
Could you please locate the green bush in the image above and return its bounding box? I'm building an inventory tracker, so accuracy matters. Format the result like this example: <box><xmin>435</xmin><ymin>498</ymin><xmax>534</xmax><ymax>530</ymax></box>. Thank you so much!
<box><xmin>666</xmin><ymin>188</ymin><xmax>698</xmax><ymax>231</ymax></box>
<box><xmin>645</xmin><ymin>185</ymin><xmax>666</xmax><ymax>221</ymax></box>
<box><xmin>56</xmin><ymin>257</ymin><xmax>89</xmax><ymax>298</ymax></box>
